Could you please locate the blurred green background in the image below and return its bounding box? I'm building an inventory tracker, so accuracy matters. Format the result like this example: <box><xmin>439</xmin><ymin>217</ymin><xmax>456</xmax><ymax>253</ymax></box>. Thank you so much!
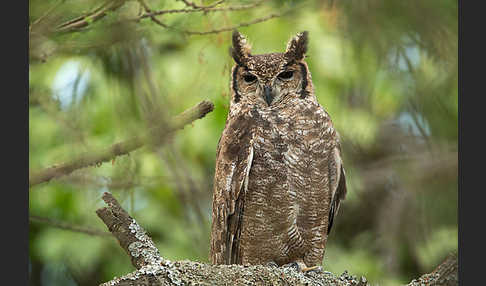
<box><xmin>29</xmin><ymin>0</ymin><xmax>457</xmax><ymax>285</ymax></box>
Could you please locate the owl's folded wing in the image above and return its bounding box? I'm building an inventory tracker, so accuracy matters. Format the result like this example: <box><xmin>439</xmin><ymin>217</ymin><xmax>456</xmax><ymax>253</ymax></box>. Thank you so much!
<box><xmin>210</xmin><ymin>113</ymin><xmax>255</xmax><ymax>265</ymax></box>
<box><xmin>327</xmin><ymin>139</ymin><xmax>347</xmax><ymax>235</ymax></box>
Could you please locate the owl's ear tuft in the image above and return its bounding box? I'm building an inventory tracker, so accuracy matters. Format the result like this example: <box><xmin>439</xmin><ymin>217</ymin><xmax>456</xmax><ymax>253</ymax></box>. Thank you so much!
<box><xmin>230</xmin><ymin>30</ymin><xmax>252</xmax><ymax>66</ymax></box>
<box><xmin>285</xmin><ymin>31</ymin><xmax>309</xmax><ymax>61</ymax></box>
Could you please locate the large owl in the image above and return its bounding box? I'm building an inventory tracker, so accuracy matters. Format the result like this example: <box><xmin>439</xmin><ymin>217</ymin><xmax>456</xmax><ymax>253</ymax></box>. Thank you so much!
<box><xmin>210</xmin><ymin>30</ymin><xmax>347</xmax><ymax>271</ymax></box>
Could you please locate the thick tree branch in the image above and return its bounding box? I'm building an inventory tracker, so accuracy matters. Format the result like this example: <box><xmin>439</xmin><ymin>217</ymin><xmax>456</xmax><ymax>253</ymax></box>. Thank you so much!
<box><xmin>96</xmin><ymin>192</ymin><xmax>458</xmax><ymax>286</ymax></box>
<box><xmin>407</xmin><ymin>252</ymin><xmax>458</xmax><ymax>286</ymax></box>
<box><xmin>96</xmin><ymin>192</ymin><xmax>164</xmax><ymax>269</ymax></box>
<box><xmin>29</xmin><ymin>100</ymin><xmax>214</xmax><ymax>188</ymax></box>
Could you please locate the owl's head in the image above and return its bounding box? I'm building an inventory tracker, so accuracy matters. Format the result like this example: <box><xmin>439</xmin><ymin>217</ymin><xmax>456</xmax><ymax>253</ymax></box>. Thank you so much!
<box><xmin>229</xmin><ymin>30</ymin><xmax>313</xmax><ymax>108</ymax></box>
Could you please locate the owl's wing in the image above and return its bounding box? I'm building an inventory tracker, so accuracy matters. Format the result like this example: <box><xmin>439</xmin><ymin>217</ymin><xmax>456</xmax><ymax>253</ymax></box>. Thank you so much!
<box><xmin>210</xmin><ymin>112</ymin><xmax>254</xmax><ymax>265</ymax></box>
<box><xmin>327</xmin><ymin>136</ymin><xmax>347</xmax><ymax>235</ymax></box>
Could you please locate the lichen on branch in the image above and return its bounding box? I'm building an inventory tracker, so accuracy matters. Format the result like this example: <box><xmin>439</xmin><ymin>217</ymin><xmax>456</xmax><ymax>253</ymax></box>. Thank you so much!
<box><xmin>95</xmin><ymin>192</ymin><xmax>457</xmax><ymax>286</ymax></box>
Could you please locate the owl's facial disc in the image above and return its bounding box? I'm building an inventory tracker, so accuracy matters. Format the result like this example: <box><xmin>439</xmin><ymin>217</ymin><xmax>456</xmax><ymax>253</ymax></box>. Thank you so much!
<box><xmin>232</xmin><ymin>53</ymin><xmax>308</xmax><ymax>107</ymax></box>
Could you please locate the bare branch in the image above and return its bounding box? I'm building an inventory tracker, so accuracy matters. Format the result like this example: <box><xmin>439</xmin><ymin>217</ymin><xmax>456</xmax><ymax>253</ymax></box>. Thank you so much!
<box><xmin>55</xmin><ymin>0</ymin><xmax>128</xmax><ymax>32</ymax></box>
<box><xmin>30</xmin><ymin>0</ymin><xmax>63</xmax><ymax>29</ymax></box>
<box><xmin>138</xmin><ymin>0</ymin><xmax>267</xmax><ymax>19</ymax></box>
<box><xmin>138</xmin><ymin>0</ymin><xmax>170</xmax><ymax>28</ymax></box>
<box><xmin>397</xmin><ymin>45</ymin><xmax>434</xmax><ymax>150</ymax></box>
<box><xmin>96</xmin><ymin>192</ymin><xmax>164</xmax><ymax>269</ymax></box>
<box><xmin>29</xmin><ymin>215</ymin><xmax>112</xmax><ymax>237</ymax></box>
<box><xmin>407</xmin><ymin>252</ymin><xmax>458</xmax><ymax>286</ymax></box>
<box><xmin>140</xmin><ymin>11</ymin><xmax>284</xmax><ymax>36</ymax></box>
<box><xmin>148</xmin><ymin>16</ymin><xmax>171</xmax><ymax>28</ymax></box>
<box><xmin>54</xmin><ymin>0</ymin><xmax>267</xmax><ymax>33</ymax></box>
<box><xmin>29</xmin><ymin>100</ymin><xmax>214</xmax><ymax>188</ymax></box>
<box><xmin>180</xmin><ymin>0</ymin><xmax>225</xmax><ymax>9</ymax></box>
<box><xmin>181</xmin><ymin>13</ymin><xmax>281</xmax><ymax>35</ymax></box>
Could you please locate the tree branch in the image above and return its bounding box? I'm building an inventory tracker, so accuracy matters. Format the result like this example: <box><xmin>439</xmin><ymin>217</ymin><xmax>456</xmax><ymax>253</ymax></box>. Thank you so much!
<box><xmin>138</xmin><ymin>0</ymin><xmax>267</xmax><ymax>18</ymax></box>
<box><xmin>180</xmin><ymin>0</ymin><xmax>225</xmax><ymax>10</ymax></box>
<box><xmin>133</xmin><ymin>0</ymin><xmax>278</xmax><ymax>35</ymax></box>
<box><xmin>138</xmin><ymin>0</ymin><xmax>171</xmax><ymax>28</ymax></box>
<box><xmin>54</xmin><ymin>0</ymin><xmax>268</xmax><ymax>33</ymax></box>
<box><xmin>29</xmin><ymin>215</ymin><xmax>112</xmax><ymax>237</ymax></box>
<box><xmin>29</xmin><ymin>100</ymin><xmax>214</xmax><ymax>188</ymax></box>
<box><xmin>96</xmin><ymin>192</ymin><xmax>458</xmax><ymax>286</ymax></box>
<box><xmin>137</xmin><ymin>11</ymin><xmax>283</xmax><ymax>36</ymax></box>
<box><xmin>407</xmin><ymin>252</ymin><xmax>458</xmax><ymax>286</ymax></box>
<box><xmin>181</xmin><ymin>13</ymin><xmax>282</xmax><ymax>36</ymax></box>
<box><xmin>55</xmin><ymin>0</ymin><xmax>128</xmax><ymax>32</ymax></box>
<box><xmin>96</xmin><ymin>192</ymin><xmax>164</xmax><ymax>269</ymax></box>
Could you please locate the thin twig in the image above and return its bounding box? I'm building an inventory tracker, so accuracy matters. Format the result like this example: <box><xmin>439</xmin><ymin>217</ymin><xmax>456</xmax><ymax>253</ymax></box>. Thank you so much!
<box><xmin>30</xmin><ymin>0</ymin><xmax>63</xmax><ymax>28</ymax></box>
<box><xmin>181</xmin><ymin>0</ymin><xmax>225</xmax><ymax>9</ymax></box>
<box><xmin>56</xmin><ymin>1</ymin><xmax>113</xmax><ymax>29</ymax></box>
<box><xmin>408</xmin><ymin>102</ymin><xmax>432</xmax><ymax>145</ymax></box>
<box><xmin>138</xmin><ymin>0</ymin><xmax>170</xmax><ymax>28</ymax></box>
<box><xmin>56</xmin><ymin>0</ymin><xmax>265</xmax><ymax>31</ymax></box>
<box><xmin>29</xmin><ymin>100</ymin><xmax>214</xmax><ymax>188</ymax></box>
<box><xmin>55</xmin><ymin>0</ymin><xmax>127</xmax><ymax>32</ymax></box>
<box><xmin>149</xmin><ymin>16</ymin><xmax>170</xmax><ymax>28</ymax></box>
<box><xmin>138</xmin><ymin>0</ymin><xmax>267</xmax><ymax>19</ymax></box>
<box><xmin>397</xmin><ymin>45</ymin><xmax>433</xmax><ymax>150</ymax></box>
<box><xmin>181</xmin><ymin>13</ymin><xmax>282</xmax><ymax>35</ymax></box>
<box><xmin>142</xmin><ymin>12</ymin><xmax>283</xmax><ymax>36</ymax></box>
<box><xmin>29</xmin><ymin>215</ymin><xmax>112</xmax><ymax>237</ymax></box>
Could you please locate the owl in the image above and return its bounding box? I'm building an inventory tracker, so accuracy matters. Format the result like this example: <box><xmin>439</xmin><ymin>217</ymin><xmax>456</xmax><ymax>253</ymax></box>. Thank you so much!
<box><xmin>210</xmin><ymin>30</ymin><xmax>347</xmax><ymax>271</ymax></box>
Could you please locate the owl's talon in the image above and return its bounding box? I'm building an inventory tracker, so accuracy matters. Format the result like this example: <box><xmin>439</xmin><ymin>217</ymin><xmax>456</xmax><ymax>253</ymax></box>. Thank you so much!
<box><xmin>302</xmin><ymin>265</ymin><xmax>323</xmax><ymax>274</ymax></box>
<box><xmin>265</xmin><ymin>261</ymin><xmax>279</xmax><ymax>268</ymax></box>
<box><xmin>282</xmin><ymin>262</ymin><xmax>301</xmax><ymax>272</ymax></box>
<box><xmin>282</xmin><ymin>260</ymin><xmax>308</xmax><ymax>272</ymax></box>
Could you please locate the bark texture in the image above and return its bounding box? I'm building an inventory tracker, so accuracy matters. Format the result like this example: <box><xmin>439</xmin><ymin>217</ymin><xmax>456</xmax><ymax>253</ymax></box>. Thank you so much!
<box><xmin>407</xmin><ymin>252</ymin><xmax>458</xmax><ymax>286</ymax></box>
<box><xmin>96</xmin><ymin>192</ymin><xmax>458</xmax><ymax>286</ymax></box>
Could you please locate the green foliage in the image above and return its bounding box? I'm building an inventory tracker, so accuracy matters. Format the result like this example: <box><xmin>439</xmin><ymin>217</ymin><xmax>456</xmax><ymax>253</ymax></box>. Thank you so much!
<box><xmin>416</xmin><ymin>227</ymin><xmax>458</xmax><ymax>271</ymax></box>
<box><xmin>29</xmin><ymin>0</ymin><xmax>457</xmax><ymax>285</ymax></box>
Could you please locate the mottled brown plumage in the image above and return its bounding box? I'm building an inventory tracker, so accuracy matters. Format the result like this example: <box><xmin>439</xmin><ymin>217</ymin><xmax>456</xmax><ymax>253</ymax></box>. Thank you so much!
<box><xmin>210</xmin><ymin>31</ymin><xmax>347</xmax><ymax>269</ymax></box>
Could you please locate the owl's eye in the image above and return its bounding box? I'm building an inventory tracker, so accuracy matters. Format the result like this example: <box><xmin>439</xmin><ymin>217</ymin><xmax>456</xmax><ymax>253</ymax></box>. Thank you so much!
<box><xmin>243</xmin><ymin>74</ymin><xmax>257</xmax><ymax>83</ymax></box>
<box><xmin>278</xmin><ymin>71</ymin><xmax>294</xmax><ymax>80</ymax></box>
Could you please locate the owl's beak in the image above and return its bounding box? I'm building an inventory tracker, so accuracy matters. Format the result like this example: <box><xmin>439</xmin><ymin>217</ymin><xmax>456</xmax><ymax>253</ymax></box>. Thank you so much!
<box><xmin>263</xmin><ymin>85</ymin><xmax>274</xmax><ymax>106</ymax></box>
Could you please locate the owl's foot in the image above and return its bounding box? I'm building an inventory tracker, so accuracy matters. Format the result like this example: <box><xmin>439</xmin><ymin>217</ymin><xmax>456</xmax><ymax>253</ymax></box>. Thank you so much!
<box><xmin>302</xmin><ymin>265</ymin><xmax>323</xmax><ymax>273</ymax></box>
<box><xmin>282</xmin><ymin>260</ymin><xmax>307</xmax><ymax>272</ymax></box>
